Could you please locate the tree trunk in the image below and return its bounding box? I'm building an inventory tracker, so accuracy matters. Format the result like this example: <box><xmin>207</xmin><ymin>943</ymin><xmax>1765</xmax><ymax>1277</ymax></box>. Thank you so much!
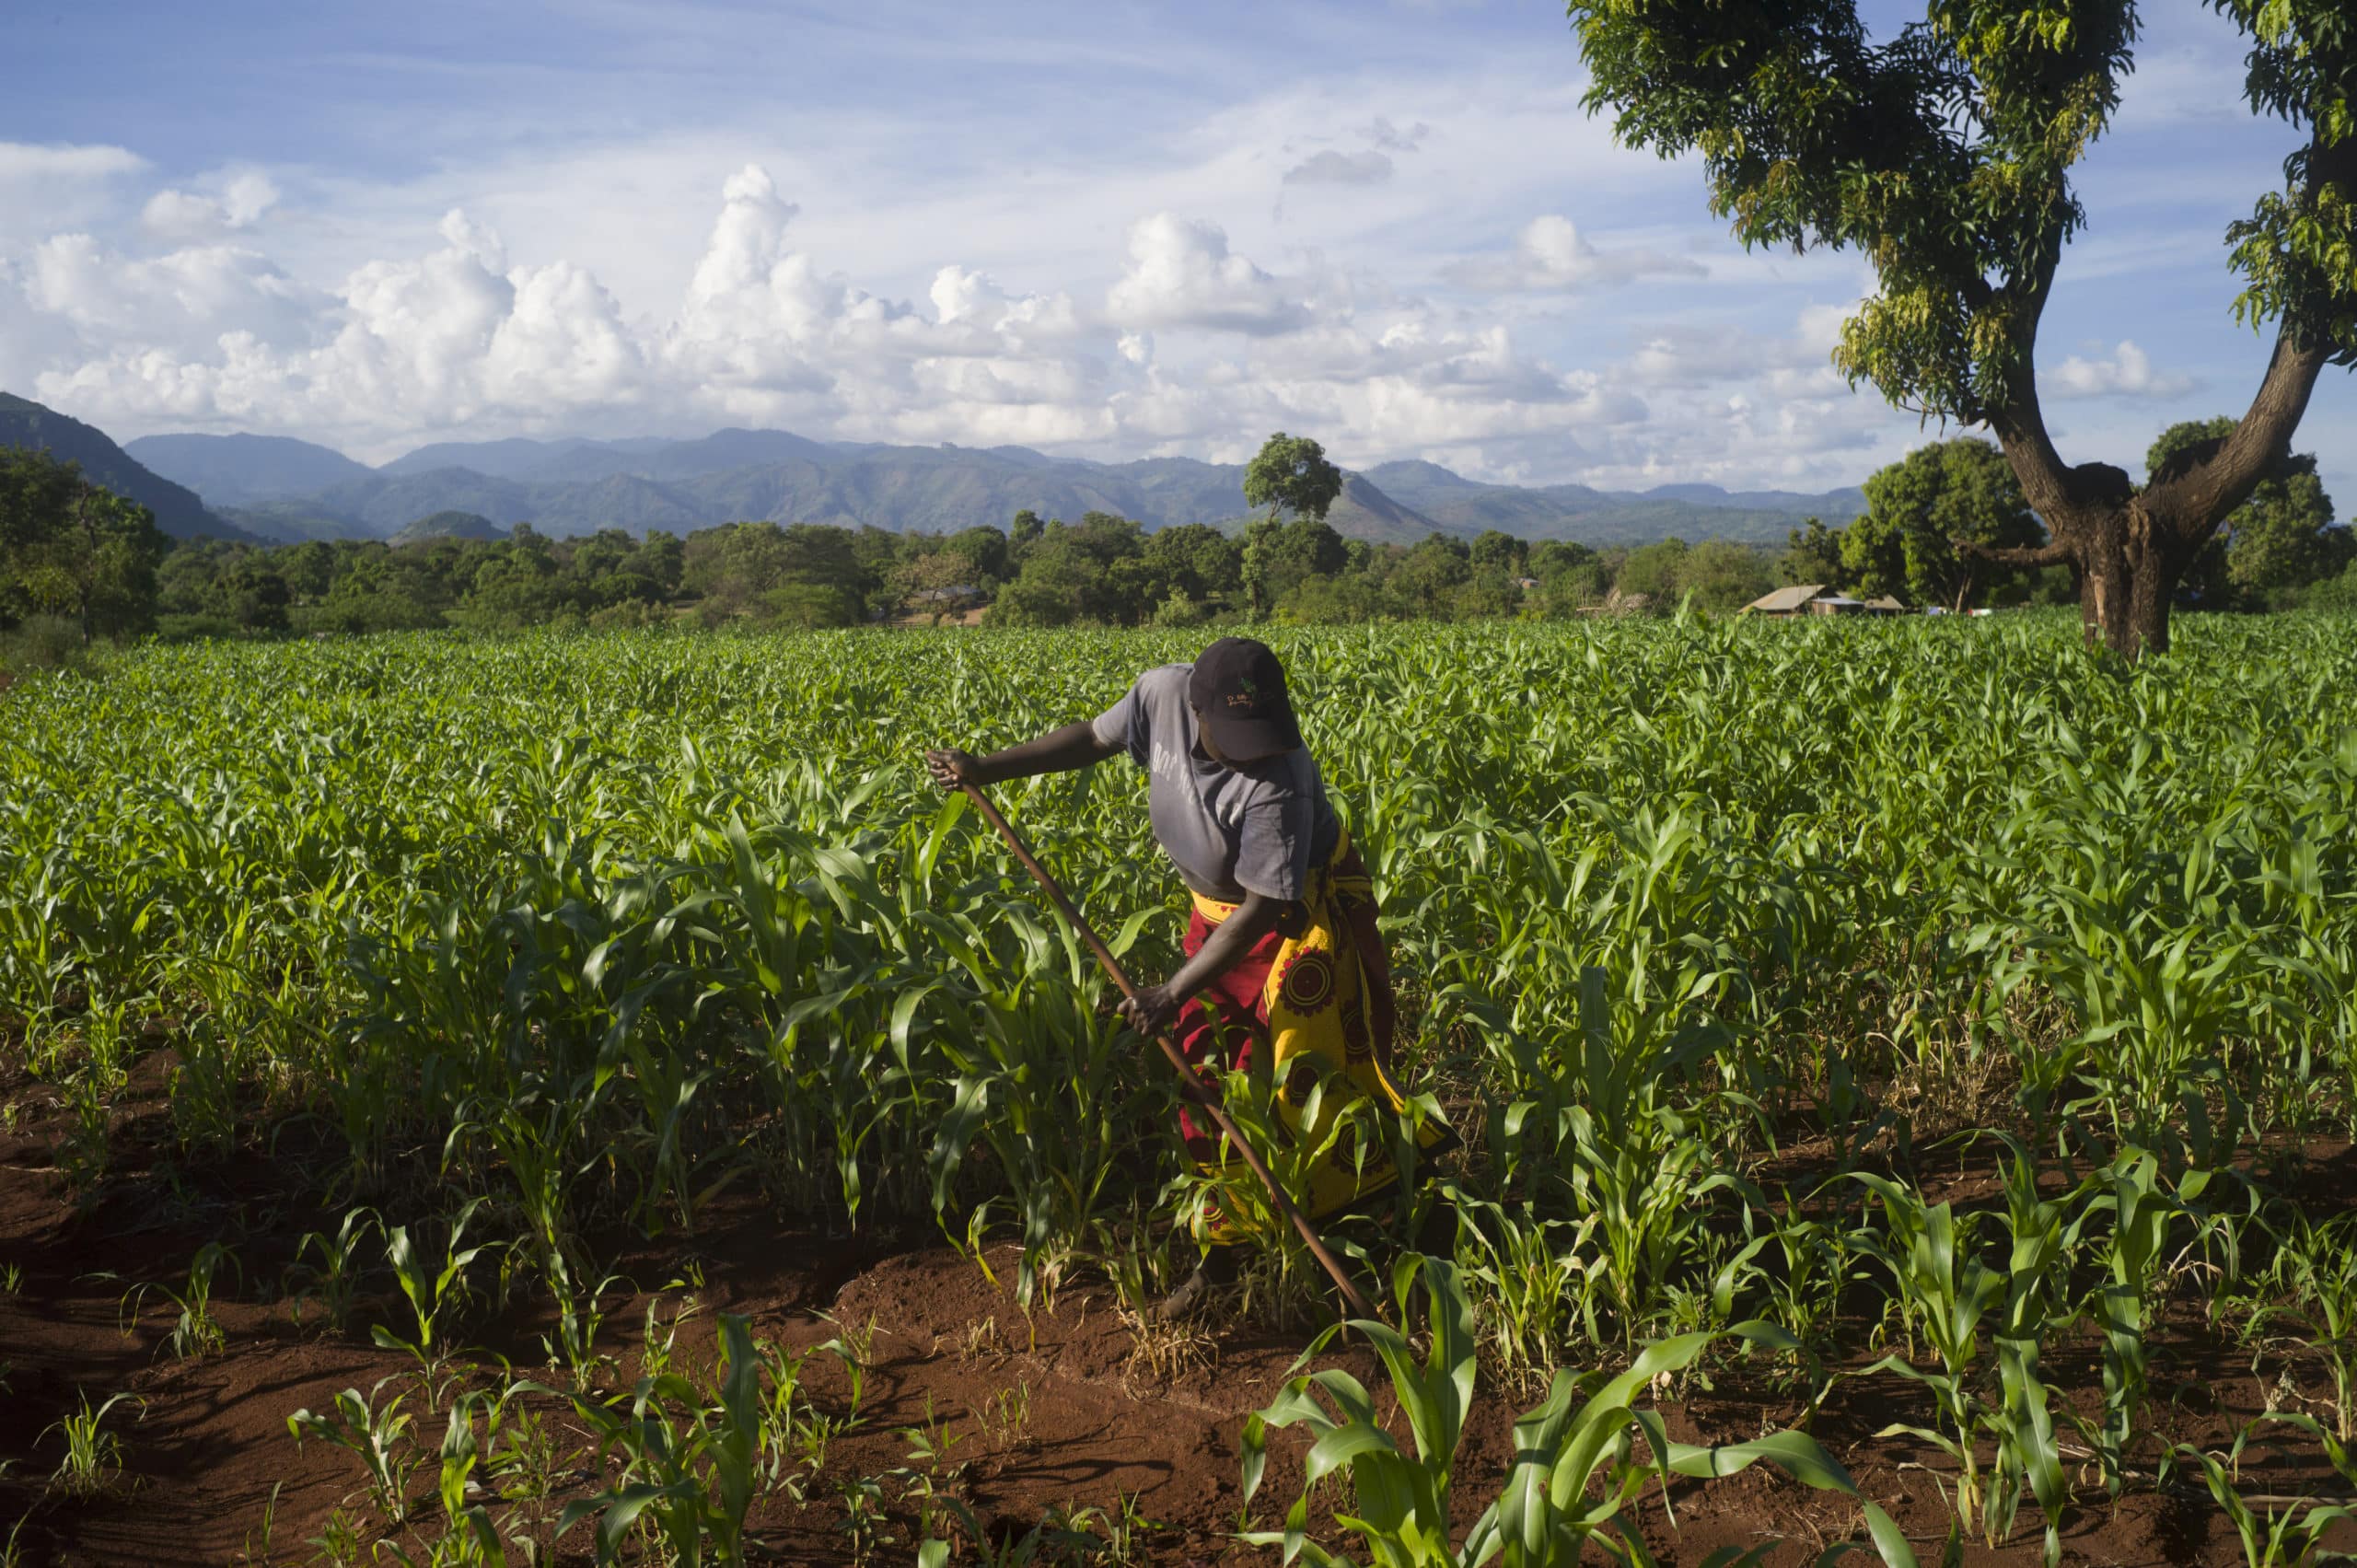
<box><xmin>2064</xmin><ymin>501</ymin><xmax>2178</xmax><ymax>659</ymax></box>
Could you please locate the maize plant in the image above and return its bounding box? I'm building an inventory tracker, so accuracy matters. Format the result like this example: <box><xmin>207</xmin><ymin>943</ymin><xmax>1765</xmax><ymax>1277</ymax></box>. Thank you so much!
<box><xmin>6</xmin><ymin>619</ymin><xmax>2357</xmax><ymax>1557</ymax></box>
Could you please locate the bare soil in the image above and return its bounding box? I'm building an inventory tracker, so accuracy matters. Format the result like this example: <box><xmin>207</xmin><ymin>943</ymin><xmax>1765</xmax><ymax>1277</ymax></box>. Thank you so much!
<box><xmin>2</xmin><ymin>1061</ymin><xmax>2351</xmax><ymax>1566</ymax></box>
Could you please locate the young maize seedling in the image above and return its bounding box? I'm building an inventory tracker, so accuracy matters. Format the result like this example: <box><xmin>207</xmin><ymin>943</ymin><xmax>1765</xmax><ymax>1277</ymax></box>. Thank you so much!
<box><xmin>543</xmin><ymin>1312</ymin><xmax>772</xmax><ymax>1566</ymax></box>
<box><xmin>377</xmin><ymin>1198</ymin><xmax>504</xmax><ymax>1373</ymax></box>
<box><xmin>290</xmin><ymin>1207</ymin><xmax>378</xmax><ymax>1336</ymax></box>
<box><xmin>1852</xmin><ymin>1173</ymin><xmax>2004</xmax><ymax>1546</ymax></box>
<box><xmin>122</xmin><ymin>1240</ymin><xmax>238</xmax><ymax>1361</ymax></box>
<box><xmin>41</xmin><ymin>1389</ymin><xmax>142</xmax><ymax>1500</ymax></box>
<box><xmin>2248</xmin><ymin>1213</ymin><xmax>2357</xmax><ymax>1445</ymax></box>
<box><xmin>2165</xmin><ymin>1436</ymin><xmax>2353</xmax><ymax>1568</ymax></box>
<box><xmin>2065</xmin><ymin>1147</ymin><xmax>2187</xmax><ymax>1494</ymax></box>
<box><xmin>287</xmin><ymin>1376</ymin><xmax>422</xmax><ymax>1527</ymax></box>
<box><xmin>1449</xmin><ymin>1191</ymin><xmax>1597</xmax><ymax>1391</ymax></box>
<box><xmin>373</xmin><ymin>1390</ymin><xmax>507</xmax><ymax>1568</ymax></box>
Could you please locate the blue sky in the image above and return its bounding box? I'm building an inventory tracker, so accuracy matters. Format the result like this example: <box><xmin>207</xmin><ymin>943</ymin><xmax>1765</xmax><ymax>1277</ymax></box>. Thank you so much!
<box><xmin>3</xmin><ymin>0</ymin><xmax>2349</xmax><ymax>506</ymax></box>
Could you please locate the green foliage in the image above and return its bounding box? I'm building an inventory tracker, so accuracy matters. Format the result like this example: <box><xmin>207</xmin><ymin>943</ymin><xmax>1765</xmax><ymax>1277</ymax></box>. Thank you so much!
<box><xmin>290</xmin><ymin>1207</ymin><xmax>379</xmax><ymax>1336</ymax></box>
<box><xmin>1566</xmin><ymin>0</ymin><xmax>2357</xmax><ymax>652</ymax></box>
<box><xmin>0</xmin><ymin>450</ymin><xmax>169</xmax><ymax>640</ymax></box>
<box><xmin>1243</xmin><ymin>433</ymin><xmax>1344</xmax><ymax>524</ymax></box>
<box><xmin>122</xmin><ymin>1240</ymin><xmax>238</xmax><ymax>1361</ymax></box>
<box><xmin>684</xmin><ymin>520</ymin><xmax>871</xmax><ymax>628</ymax></box>
<box><xmin>544</xmin><ymin>1313</ymin><xmax>782</xmax><ymax>1566</ymax></box>
<box><xmin>1841</xmin><ymin>438</ymin><xmax>2043</xmax><ymax>610</ymax></box>
<box><xmin>990</xmin><ymin>512</ymin><xmax>1171</xmax><ymax>627</ymax></box>
<box><xmin>143</xmin><ymin>499</ymin><xmax>1874</xmax><ymax>633</ymax></box>
<box><xmin>42</xmin><ymin>1389</ymin><xmax>141</xmax><ymax>1499</ymax></box>
<box><xmin>10</xmin><ymin>619</ymin><xmax>2357</xmax><ymax>1558</ymax></box>
<box><xmin>0</xmin><ymin>613</ymin><xmax>99</xmax><ymax>676</ymax></box>
<box><xmin>376</xmin><ymin>1199</ymin><xmax>503</xmax><ymax>1368</ymax></box>
<box><xmin>290</xmin><ymin>1377</ymin><xmax>423</xmax><ymax>1526</ymax></box>
<box><xmin>1245</xmin><ymin>516</ymin><xmax>1352</xmax><ymax>618</ymax></box>
<box><xmin>2211</xmin><ymin>0</ymin><xmax>2357</xmax><ymax>364</ymax></box>
<box><xmin>1241</xmin><ymin>1255</ymin><xmax>1912</xmax><ymax>1568</ymax></box>
<box><xmin>1568</xmin><ymin>0</ymin><xmax>2139</xmax><ymax>423</ymax></box>
<box><xmin>2150</xmin><ymin>417</ymin><xmax>2350</xmax><ymax>605</ymax></box>
<box><xmin>1778</xmin><ymin>517</ymin><xmax>1849</xmax><ymax>591</ymax></box>
<box><xmin>1671</xmin><ymin>537</ymin><xmax>1778</xmax><ymax>611</ymax></box>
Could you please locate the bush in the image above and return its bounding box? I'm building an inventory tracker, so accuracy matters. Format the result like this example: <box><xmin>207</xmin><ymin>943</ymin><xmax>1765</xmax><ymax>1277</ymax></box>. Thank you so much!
<box><xmin>1151</xmin><ymin>588</ymin><xmax>1208</xmax><ymax>628</ymax></box>
<box><xmin>589</xmin><ymin>598</ymin><xmax>668</xmax><ymax>631</ymax></box>
<box><xmin>1278</xmin><ymin>573</ymin><xmax>1388</xmax><ymax>625</ymax></box>
<box><xmin>759</xmin><ymin>582</ymin><xmax>861</xmax><ymax>629</ymax></box>
<box><xmin>154</xmin><ymin>613</ymin><xmax>247</xmax><ymax>645</ymax></box>
<box><xmin>2308</xmin><ymin>561</ymin><xmax>2357</xmax><ymax>611</ymax></box>
<box><xmin>293</xmin><ymin>596</ymin><xmax>448</xmax><ymax>635</ymax></box>
<box><xmin>0</xmin><ymin>614</ymin><xmax>96</xmax><ymax>676</ymax></box>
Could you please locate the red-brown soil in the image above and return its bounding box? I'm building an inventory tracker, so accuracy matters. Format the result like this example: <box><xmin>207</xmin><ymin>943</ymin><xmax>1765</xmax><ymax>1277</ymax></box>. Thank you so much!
<box><xmin>2</xmin><ymin>1060</ymin><xmax>2352</xmax><ymax>1566</ymax></box>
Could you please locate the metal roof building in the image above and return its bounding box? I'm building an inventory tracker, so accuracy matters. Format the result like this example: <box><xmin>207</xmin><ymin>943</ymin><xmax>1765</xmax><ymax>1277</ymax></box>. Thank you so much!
<box><xmin>1744</xmin><ymin>585</ymin><xmax>1914</xmax><ymax>616</ymax></box>
<box><xmin>1743</xmin><ymin>584</ymin><xmax>1828</xmax><ymax>616</ymax></box>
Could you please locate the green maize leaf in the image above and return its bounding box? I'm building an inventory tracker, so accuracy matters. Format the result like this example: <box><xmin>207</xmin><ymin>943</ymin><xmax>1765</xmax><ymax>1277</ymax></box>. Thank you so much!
<box><xmin>1303</xmin><ymin>1422</ymin><xmax>1404</xmax><ymax>1493</ymax></box>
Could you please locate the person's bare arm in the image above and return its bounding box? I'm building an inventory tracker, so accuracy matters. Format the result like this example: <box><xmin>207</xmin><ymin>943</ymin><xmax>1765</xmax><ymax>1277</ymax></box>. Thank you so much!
<box><xmin>1118</xmin><ymin>890</ymin><xmax>1283</xmax><ymax>1039</ymax></box>
<box><xmin>925</xmin><ymin>722</ymin><xmax>1120</xmax><ymax>789</ymax></box>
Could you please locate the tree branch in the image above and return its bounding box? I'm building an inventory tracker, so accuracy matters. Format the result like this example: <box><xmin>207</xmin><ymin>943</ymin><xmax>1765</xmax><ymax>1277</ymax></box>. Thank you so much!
<box><xmin>1985</xmin><ymin>226</ymin><xmax>2100</xmax><ymax>532</ymax></box>
<box><xmin>1959</xmin><ymin>537</ymin><xmax>2074</xmax><ymax>569</ymax></box>
<box><xmin>2144</xmin><ymin>130</ymin><xmax>2357</xmax><ymax>539</ymax></box>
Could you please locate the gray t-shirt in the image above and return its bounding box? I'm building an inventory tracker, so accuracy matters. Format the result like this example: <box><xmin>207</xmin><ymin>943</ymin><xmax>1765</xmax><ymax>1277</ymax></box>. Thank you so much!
<box><xmin>1092</xmin><ymin>664</ymin><xmax>1340</xmax><ymax>903</ymax></box>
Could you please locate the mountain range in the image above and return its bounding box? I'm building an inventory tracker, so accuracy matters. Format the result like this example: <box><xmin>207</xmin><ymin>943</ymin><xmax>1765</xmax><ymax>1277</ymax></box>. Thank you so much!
<box><xmin>2</xmin><ymin>390</ymin><xmax>1871</xmax><ymax>549</ymax></box>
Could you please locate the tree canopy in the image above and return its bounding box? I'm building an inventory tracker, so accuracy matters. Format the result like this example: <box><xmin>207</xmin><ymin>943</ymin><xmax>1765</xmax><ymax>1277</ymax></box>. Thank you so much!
<box><xmin>1841</xmin><ymin>438</ymin><xmax>2045</xmax><ymax>610</ymax></box>
<box><xmin>2149</xmin><ymin>417</ymin><xmax>2351</xmax><ymax>605</ymax></box>
<box><xmin>0</xmin><ymin>448</ymin><xmax>169</xmax><ymax>641</ymax></box>
<box><xmin>1566</xmin><ymin>0</ymin><xmax>2357</xmax><ymax>656</ymax></box>
<box><xmin>1242</xmin><ymin>433</ymin><xmax>1344</xmax><ymax>524</ymax></box>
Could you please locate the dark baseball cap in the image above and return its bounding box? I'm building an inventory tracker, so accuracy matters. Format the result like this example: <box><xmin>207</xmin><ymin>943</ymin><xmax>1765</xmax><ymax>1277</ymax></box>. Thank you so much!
<box><xmin>1187</xmin><ymin>637</ymin><xmax>1303</xmax><ymax>761</ymax></box>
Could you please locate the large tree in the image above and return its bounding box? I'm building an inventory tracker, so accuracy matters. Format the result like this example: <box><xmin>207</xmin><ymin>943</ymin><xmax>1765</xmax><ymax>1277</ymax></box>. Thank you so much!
<box><xmin>1242</xmin><ymin>432</ymin><xmax>1344</xmax><ymax>524</ymax></box>
<box><xmin>1567</xmin><ymin>0</ymin><xmax>2357</xmax><ymax>656</ymax></box>
<box><xmin>1841</xmin><ymin>437</ymin><xmax>2045</xmax><ymax>610</ymax></box>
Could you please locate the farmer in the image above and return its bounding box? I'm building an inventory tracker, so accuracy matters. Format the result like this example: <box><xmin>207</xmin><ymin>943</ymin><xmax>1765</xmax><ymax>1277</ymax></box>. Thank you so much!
<box><xmin>925</xmin><ymin>637</ymin><xmax>1446</xmax><ymax>1318</ymax></box>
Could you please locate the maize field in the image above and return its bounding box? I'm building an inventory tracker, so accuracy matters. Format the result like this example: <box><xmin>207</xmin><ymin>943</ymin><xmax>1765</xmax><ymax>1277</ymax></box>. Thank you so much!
<box><xmin>4</xmin><ymin>614</ymin><xmax>2357</xmax><ymax>1565</ymax></box>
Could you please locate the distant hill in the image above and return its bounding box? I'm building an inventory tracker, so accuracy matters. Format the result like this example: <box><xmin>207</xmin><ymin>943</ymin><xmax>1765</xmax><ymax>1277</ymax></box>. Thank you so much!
<box><xmin>1365</xmin><ymin>461</ymin><xmax>1867</xmax><ymax>545</ymax></box>
<box><xmin>0</xmin><ymin>393</ymin><xmax>251</xmax><ymax>540</ymax></box>
<box><xmin>1641</xmin><ymin>482</ymin><xmax>1869</xmax><ymax>514</ymax></box>
<box><xmin>219</xmin><ymin>500</ymin><xmax>377</xmax><ymax>544</ymax></box>
<box><xmin>124</xmin><ymin>432</ymin><xmax>372</xmax><ymax>505</ymax></box>
<box><xmin>306</xmin><ymin>469</ymin><xmax>537</xmax><ymax>534</ymax></box>
<box><xmin>622</xmin><ymin>427</ymin><xmax>836</xmax><ymax>482</ymax></box>
<box><xmin>391</xmin><ymin>510</ymin><xmax>506</xmax><ymax>547</ymax></box>
<box><xmin>379</xmin><ymin>436</ymin><xmax>611</xmax><ymax>482</ymax></box>
<box><xmin>1323</xmin><ymin>473</ymin><xmax>1444</xmax><ymax>545</ymax></box>
<box><xmin>99</xmin><ymin>416</ymin><xmax>1879</xmax><ymax>549</ymax></box>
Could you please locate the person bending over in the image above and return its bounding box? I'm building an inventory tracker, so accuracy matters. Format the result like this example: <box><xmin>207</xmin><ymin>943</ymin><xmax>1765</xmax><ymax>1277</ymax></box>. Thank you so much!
<box><xmin>926</xmin><ymin>637</ymin><xmax>1446</xmax><ymax>1318</ymax></box>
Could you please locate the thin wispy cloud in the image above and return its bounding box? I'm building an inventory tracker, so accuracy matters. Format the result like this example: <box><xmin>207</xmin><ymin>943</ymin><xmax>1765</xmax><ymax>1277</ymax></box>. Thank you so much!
<box><xmin>1282</xmin><ymin>150</ymin><xmax>1394</xmax><ymax>187</ymax></box>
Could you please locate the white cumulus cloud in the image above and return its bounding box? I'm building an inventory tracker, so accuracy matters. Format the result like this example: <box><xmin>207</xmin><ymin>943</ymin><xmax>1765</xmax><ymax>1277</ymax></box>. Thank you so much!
<box><xmin>2</xmin><ymin>157</ymin><xmax>1916</xmax><ymax>490</ymax></box>
<box><xmin>2047</xmin><ymin>340</ymin><xmax>2197</xmax><ymax>400</ymax></box>
<box><xmin>1449</xmin><ymin>215</ymin><xmax>1708</xmax><ymax>293</ymax></box>
<box><xmin>0</xmin><ymin>142</ymin><xmax>146</xmax><ymax>183</ymax></box>
<box><xmin>142</xmin><ymin>171</ymin><xmax>281</xmax><ymax>240</ymax></box>
<box><xmin>1106</xmin><ymin>213</ymin><xmax>1314</xmax><ymax>336</ymax></box>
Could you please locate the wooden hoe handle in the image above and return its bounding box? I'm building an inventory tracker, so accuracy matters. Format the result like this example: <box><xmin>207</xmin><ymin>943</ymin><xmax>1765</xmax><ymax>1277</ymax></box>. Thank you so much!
<box><xmin>957</xmin><ymin>781</ymin><xmax>1377</xmax><ymax>1323</ymax></box>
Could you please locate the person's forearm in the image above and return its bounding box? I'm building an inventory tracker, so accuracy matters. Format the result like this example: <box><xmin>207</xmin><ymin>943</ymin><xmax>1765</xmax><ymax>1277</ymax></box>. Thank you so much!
<box><xmin>973</xmin><ymin>722</ymin><xmax>1114</xmax><ymax>783</ymax></box>
<box><xmin>1165</xmin><ymin>892</ymin><xmax>1283</xmax><ymax>995</ymax></box>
